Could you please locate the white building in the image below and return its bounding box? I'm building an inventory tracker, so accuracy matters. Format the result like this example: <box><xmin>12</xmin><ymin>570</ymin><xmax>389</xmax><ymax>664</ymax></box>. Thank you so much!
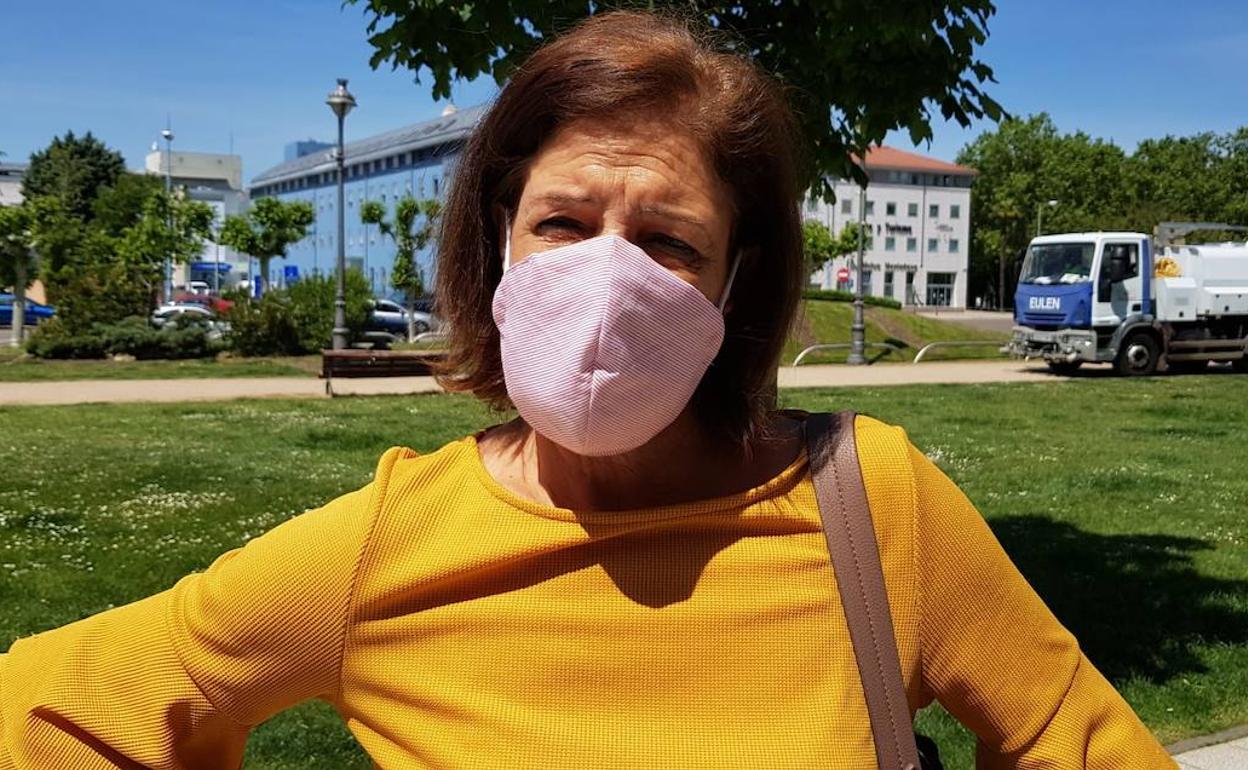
<box><xmin>144</xmin><ymin>149</ymin><xmax>248</xmax><ymax>291</ymax></box>
<box><xmin>0</xmin><ymin>163</ymin><xmax>26</xmax><ymax>207</ymax></box>
<box><xmin>805</xmin><ymin>146</ymin><xmax>975</xmax><ymax>308</ymax></box>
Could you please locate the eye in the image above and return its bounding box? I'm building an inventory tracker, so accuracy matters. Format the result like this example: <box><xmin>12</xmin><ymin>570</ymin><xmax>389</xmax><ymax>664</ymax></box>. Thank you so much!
<box><xmin>650</xmin><ymin>234</ymin><xmax>701</xmax><ymax>261</ymax></box>
<box><xmin>535</xmin><ymin>217</ymin><xmax>584</xmax><ymax>236</ymax></box>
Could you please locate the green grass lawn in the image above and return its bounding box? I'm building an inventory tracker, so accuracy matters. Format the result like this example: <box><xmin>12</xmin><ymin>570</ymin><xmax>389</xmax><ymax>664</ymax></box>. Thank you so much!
<box><xmin>1</xmin><ymin>377</ymin><xmax>1244</xmax><ymax>768</ymax></box>
<box><xmin>784</xmin><ymin>299</ymin><xmax>1007</xmax><ymax>365</ymax></box>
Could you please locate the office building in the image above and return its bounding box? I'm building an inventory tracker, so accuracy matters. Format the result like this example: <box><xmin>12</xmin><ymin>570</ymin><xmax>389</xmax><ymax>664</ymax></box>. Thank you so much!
<box><xmin>249</xmin><ymin>104</ymin><xmax>482</xmax><ymax>294</ymax></box>
<box><xmin>144</xmin><ymin>150</ymin><xmax>247</xmax><ymax>291</ymax></box>
<box><xmin>805</xmin><ymin>147</ymin><xmax>975</xmax><ymax>308</ymax></box>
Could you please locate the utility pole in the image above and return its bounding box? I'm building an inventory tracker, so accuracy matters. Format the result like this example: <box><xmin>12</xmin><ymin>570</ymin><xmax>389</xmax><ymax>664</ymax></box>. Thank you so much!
<box><xmin>327</xmin><ymin>79</ymin><xmax>356</xmax><ymax>351</ymax></box>
<box><xmin>847</xmin><ymin>181</ymin><xmax>868</xmax><ymax>365</ymax></box>
<box><xmin>161</xmin><ymin>123</ymin><xmax>174</xmax><ymax>303</ymax></box>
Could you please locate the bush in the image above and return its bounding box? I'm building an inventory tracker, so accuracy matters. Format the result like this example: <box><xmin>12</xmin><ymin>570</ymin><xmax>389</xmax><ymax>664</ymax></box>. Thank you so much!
<box><xmin>25</xmin><ymin>315</ymin><xmax>225</xmax><ymax>360</ymax></box>
<box><xmin>803</xmin><ymin>288</ymin><xmax>903</xmax><ymax>310</ymax></box>
<box><xmin>221</xmin><ymin>269</ymin><xmax>372</xmax><ymax>357</ymax></box>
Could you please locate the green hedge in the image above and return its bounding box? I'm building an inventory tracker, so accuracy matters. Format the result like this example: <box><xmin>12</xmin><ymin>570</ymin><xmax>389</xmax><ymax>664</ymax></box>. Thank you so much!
<box><xmin>25</xmin><ymin>316</ymin><xmax>225</xmax><ymax>360</ymax></box>
<box><xmin>222</xmin><ymin>270</ymin><xmax>372</xmax><ymax>357</ymax></box>
<box><xmin>802</xmin><ymin>289</ymin><xmax>903</xmax><ymax>310</ymax></box>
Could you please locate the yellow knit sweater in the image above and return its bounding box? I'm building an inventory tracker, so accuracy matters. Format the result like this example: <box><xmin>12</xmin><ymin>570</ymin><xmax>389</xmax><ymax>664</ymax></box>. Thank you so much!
<box><xmin>0</xmin><ymin>416</ymin><xmax>1174</xmax><ymax>769</ymax></box>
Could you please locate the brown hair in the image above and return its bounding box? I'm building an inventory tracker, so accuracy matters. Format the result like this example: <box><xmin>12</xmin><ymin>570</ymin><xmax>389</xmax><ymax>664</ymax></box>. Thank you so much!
<box><xmin>435</xmin><ymin>9</ymin><xmax>806</xmax><ymax>448</ymax></box>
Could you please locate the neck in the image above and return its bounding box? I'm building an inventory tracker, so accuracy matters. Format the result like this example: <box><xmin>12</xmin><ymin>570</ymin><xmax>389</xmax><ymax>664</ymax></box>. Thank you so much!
<box><xmin>481</xmin><ymin>409</ymin><xmax>803</xmax><ymax>512</ymax></box>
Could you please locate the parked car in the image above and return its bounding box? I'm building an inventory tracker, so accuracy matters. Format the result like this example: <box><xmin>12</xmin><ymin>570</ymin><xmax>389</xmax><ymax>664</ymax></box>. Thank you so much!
<box><xmin>151</xmin><ymin>303</ymin><xmax>229</xmax><ymax>340</ymax></box>
<box><xmin>0</xmin><ymin>294</ymin><xmax>55</xmax><ymax>326</ymax></box>
<box><xmin>367</xmin><ymin>298</ymin><xmax>436</xmax><ymax>337</ymax></box>
<box><xmin>171</xmin><ymin>291</ymin><xmax>233</xmax><ymax>313</ymax></box>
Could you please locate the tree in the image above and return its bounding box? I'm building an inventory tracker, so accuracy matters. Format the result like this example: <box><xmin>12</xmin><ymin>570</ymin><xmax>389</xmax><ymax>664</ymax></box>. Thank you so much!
<box><xmin>90</xmin><ymin>173</ymin><xmax>165</xmax><ymax>238</ymax></box>
<box><xmin>0</xmin><ymin>205</ymin><xmax>38</xmax><ymax>346</ymax></box>
<box><xmin>22</xmin><ymin>131</ymin><xmax>125</xmax><ymax>222</ymax></box>
<box><xmin>803</xmin><ymin>219</ymin><xmax>865</xmax><ymax>278</ymax></box>
<box><xmin>956</xmin><ymin>114</ymin><xmax>1129</xmax><ymax>307</ymax></box>
<box><xmin>218</xmin><ymin>197</ymin><xmax>314</xmax><ymax>295</ymax></box>
<box><xmin>115</xmin><ymin>190</ymin><xmax>216</xmax><ymax>307</ymax></box>
<box><xmin>361</xmin><ymin>195</ymin><xmax>442</xmax><ymax>340</ymax></box>
<box><xmin>347</xmin><ymin>0</ymin><xmax>1003</xmax><ymax>195</ymax></box>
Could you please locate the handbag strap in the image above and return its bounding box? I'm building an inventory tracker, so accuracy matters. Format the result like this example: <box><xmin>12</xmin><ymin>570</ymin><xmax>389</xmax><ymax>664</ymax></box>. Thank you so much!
<box><xmin>805</xmin><ymin>411</ymin><xmax>920</xmax><ymax>770</ymax></box>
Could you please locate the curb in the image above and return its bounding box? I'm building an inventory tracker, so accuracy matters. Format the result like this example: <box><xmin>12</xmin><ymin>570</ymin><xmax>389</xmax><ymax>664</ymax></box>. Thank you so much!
<box><xmin>1166</xmin><ymin>723</ymin><xmax>1248</xmax><ymax>756</ymax></box>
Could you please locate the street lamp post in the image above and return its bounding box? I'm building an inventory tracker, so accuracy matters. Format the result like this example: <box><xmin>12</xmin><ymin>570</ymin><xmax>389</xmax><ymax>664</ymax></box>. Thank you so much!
<box><xmin>1036</xmin><ymin>198</ymin><xmax>1059</xmax><ymax>237</ymax></box>
<box><xmin>161</xmin><ymin>127</ymin><xmax>174</xmax><ymax>303</ymax></box>
<box><xmin>846</xmin><ymin>181</ymin><xmax>869</xmax><ymax>365</ymax></box>
<box><xmin>326</xmin><ymin>78</ymin><xmax>356</xmax><ymax>351</ymax></box>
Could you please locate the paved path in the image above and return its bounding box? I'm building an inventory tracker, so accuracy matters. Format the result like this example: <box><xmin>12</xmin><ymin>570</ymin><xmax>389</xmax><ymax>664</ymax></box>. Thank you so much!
<box><xmin>0</xmin><ymin>360</ymin><xmax>1086</xmax><ymax>406</ymax></box>
<box><xmin>1170</xmin><ymin>725</ymin><xmax>1248</xmax><ymax>768</ymax></box>
<box><xmin>915</xmin><ymin>309</ymin><xmax>1015</xmax><ymax>336</ymax></box>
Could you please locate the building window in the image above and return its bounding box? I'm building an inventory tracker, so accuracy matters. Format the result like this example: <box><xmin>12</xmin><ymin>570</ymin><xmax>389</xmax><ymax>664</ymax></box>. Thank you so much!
<box><xmin>950</xmin><ymin>204</ymin><xmax>961</xmax><ymax>219</ymax></box>
<box><xmin>884</xmin><ymin>236</ymin><xmax>896</xmax><ymax>251</ymax></box>
<box><xmin>949</xmin><ymin>239</ymin><xmax>960</xmax><ymax>253</ymax></box>
<box><xmin>906</xmin><ymin>237</ymin><xmax>917</xmax><ymax>253</ymax></box>
<box><xmin>929</xmin><ymin>203</ymin><xmax>939</xmax><ymax>218</ymax></box>
<box><xmin>862</xmin><ymin>270</ymin><xmax>873</xmax><ymax>296</ymax></box>
<box><xmin>865</xmin><ymin>200</ymin><xmax>875</xmax><ymax>216</ymax></box>
<box><xmin>907</xmin><ymin>203</ymin><xmax>918</xmax><ymax>217</ymax></box>
<box><xmin>841</xmin><ymin>199</ymin><xmax>852</xmax><ymax>215</ymax></box>
<box><xmin>433</xmin><ymin>177</ymin><xmax>440</xmax><ymax>196</ymax></box>
<box><xmin>886</xmin><ymin>202</ymin><xmax>897</xmax><ymax>216</ymax></box>
<box><xmin>926</xmin><ymin>272</ymin><xmax>955</xmax><ymax>306</ymax></box>
<box><xmin>884</xmin><ymin>270</ymin><xmax>895</xmax><ymax>298</ymax></box>
<box><xmin>928</xmin><ymin>238</ymin><xmax>938</xmax><ymax>253</ymax></box>
<box><xmin>905</xmin><ymin>270</ymin><xmax>916</xmax><ymax>304</ymax></box>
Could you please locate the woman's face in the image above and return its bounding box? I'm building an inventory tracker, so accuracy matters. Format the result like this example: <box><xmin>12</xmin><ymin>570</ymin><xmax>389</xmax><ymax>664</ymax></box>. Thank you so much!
<box><xmin>506</xmin><ymin>117</ymin><xmax>736</xmax><ymax>304</ymax></box>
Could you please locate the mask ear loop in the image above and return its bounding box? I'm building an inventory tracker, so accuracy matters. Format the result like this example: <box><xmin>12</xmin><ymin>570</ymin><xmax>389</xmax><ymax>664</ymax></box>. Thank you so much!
<box><xmin>502</xmin><ymin>214</ymin><xmax>513</xmax><ymax>273</ymax></box>
<box><xmin>717</xmin><ymin>249</ymin><xmax>743</xmax><ymax>312</ymax></box>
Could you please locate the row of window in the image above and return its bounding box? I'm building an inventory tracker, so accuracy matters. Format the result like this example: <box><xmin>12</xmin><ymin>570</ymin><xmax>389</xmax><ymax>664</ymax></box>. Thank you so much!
<box><xmin>834</xmin><ymin>270</ymin><xmax>957</xmax><ymax>306</ymax></box>
<box><xmin>253</xmin><ymin>145</ymin><xmax>455</xmax><ymax>197</ymax></box>
<box><xmin>836</xmin><ymin>199</ymin><xmax>962</xmax><ymax>219</ymax></box>
<box><xmin>878</xmin><ymin>236</ymin><xmax>959</xmax><ymax>254</ymax></box>
<box><xmin>878</xmin><ymin>170</ymin><xmax>972</xmax><ymax>189</ymax></box>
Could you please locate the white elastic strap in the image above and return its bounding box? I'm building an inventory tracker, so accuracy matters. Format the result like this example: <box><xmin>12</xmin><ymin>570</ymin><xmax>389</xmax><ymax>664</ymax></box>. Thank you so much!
<box><xmin>717</xmin><ymin>250</ymin><xmax>743</xmax><ymax>312</ymax></box>
<box><xmin>502</xmin><ymin>213</ymin><xmax>512</xmax><ymax>273</ymax></box>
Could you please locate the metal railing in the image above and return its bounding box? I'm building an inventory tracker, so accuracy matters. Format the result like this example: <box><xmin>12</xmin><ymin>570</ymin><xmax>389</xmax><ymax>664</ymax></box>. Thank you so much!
<box><xmin>411</xmin><ymin>331</ymin><xmax>447</xmax><ymax>345</ymax></box>
<box><xmin>912</xmin><ymin>340</ymin><xmax>1005</xmax><ymax>363</ymax></box>
<box><xmin>791</xmin><ymin>342</ymin><xmax>905</xmax><ymax>366</ymax></box>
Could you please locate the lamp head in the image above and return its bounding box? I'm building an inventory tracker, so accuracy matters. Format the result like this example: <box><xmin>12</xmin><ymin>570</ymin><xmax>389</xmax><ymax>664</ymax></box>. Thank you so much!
<box><xmin>326</xmin><ymin>78</ymin><xmax>356</xmax><ymax>119</ymax></box>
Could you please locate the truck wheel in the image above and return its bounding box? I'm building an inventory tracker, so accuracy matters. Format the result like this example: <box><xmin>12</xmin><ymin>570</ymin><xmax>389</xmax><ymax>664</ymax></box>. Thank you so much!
<box><xmin>1046</xmin><ymin>361</ymin><xmax>1083</xmax><ymax>375</ymax></box>
<box><xmin>1115</xmin><ymin>332</ymin><xmax>1158</xmax><ymax>376</ymax></box>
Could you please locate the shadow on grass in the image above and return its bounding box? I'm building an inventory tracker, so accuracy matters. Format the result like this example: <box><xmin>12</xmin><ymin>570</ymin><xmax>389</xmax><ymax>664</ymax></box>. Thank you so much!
<box><xmin>991</xmin><ymin>514</ymin><xmax>1248</xmax><ymax>685</ymax></box>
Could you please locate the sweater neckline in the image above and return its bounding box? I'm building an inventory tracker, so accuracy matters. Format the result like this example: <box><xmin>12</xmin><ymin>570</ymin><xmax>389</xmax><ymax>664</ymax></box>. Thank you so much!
<box><xmin>461</xmin><ymin>434</ymin><xmax>810</xmax><ymax>524</ymax></box>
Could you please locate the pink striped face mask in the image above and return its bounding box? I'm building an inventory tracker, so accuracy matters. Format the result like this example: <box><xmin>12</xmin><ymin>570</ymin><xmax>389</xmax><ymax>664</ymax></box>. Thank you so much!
<box><xmin>492</xmin><ymin>228</ymin><xmax>741</xmax><ymax>456</ymax></box>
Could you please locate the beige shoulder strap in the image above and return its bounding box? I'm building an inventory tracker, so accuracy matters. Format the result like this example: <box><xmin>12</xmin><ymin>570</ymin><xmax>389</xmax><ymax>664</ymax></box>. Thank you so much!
<box><xmin>806</xmin><ymin>411</ymin><xmax>920</xmax><ymax>770</ymax></box>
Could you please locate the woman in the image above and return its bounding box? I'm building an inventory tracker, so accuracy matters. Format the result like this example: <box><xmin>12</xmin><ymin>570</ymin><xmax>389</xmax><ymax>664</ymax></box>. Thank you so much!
<box><xmin>1</xmin><ymin>11</ymin><xmax>1175</xmax><ymax>769</ymax></box>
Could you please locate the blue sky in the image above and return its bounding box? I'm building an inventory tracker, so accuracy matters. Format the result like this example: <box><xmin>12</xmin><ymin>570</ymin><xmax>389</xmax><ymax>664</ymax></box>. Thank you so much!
<box><xmin>3</xmin><ymin>1</ymin><xmax>1246</xmax><ymax>185</ymax></box>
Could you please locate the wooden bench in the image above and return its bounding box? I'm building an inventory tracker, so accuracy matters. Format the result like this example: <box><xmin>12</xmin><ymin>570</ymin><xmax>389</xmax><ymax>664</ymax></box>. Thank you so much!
<box><xmin>320</xmin><ymin>349</ymin><xmax>446</xmax><ymax>395</ymax></box>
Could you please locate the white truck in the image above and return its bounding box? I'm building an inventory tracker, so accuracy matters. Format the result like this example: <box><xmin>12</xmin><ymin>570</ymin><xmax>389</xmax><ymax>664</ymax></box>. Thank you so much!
<box><xmin>1005</xmin><ymin>222</ymin><xmax>1248</xmax><ymax>375</ymax></box>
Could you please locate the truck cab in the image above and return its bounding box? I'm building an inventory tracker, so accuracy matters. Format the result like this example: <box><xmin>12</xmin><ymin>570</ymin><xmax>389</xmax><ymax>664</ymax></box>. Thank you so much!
<box><xmin>1007</xmin><ymin>225</ymin><xmax>1248</xmax><ymax>375</ymax></box>
<box><xmin>1008</xmin><ymin>233</ymin><xmax>1152</xmax><ymax>372</ymax></box>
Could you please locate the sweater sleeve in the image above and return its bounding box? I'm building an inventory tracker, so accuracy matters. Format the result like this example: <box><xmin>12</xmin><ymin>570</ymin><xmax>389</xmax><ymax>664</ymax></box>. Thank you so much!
<box><xmin>0</xmin><ymin>465</ymin><xmax>387</xmax><ymax>770</ymax></box>
<box><xmin>908</xmin><ymin>442</ymin><xmax>1176</xmax><ymax>769</ymax></box>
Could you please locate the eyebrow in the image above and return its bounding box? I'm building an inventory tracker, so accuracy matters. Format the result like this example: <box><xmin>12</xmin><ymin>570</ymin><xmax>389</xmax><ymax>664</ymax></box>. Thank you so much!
<box><xmin>530</xmin><ymin>191</ymin><xmax>714</xmax><ymax>243</ymax></box>
<box><xmin>638</xmin><ymin>203</ymin><xmax>712</xmax><ymax>241</ymax></box>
